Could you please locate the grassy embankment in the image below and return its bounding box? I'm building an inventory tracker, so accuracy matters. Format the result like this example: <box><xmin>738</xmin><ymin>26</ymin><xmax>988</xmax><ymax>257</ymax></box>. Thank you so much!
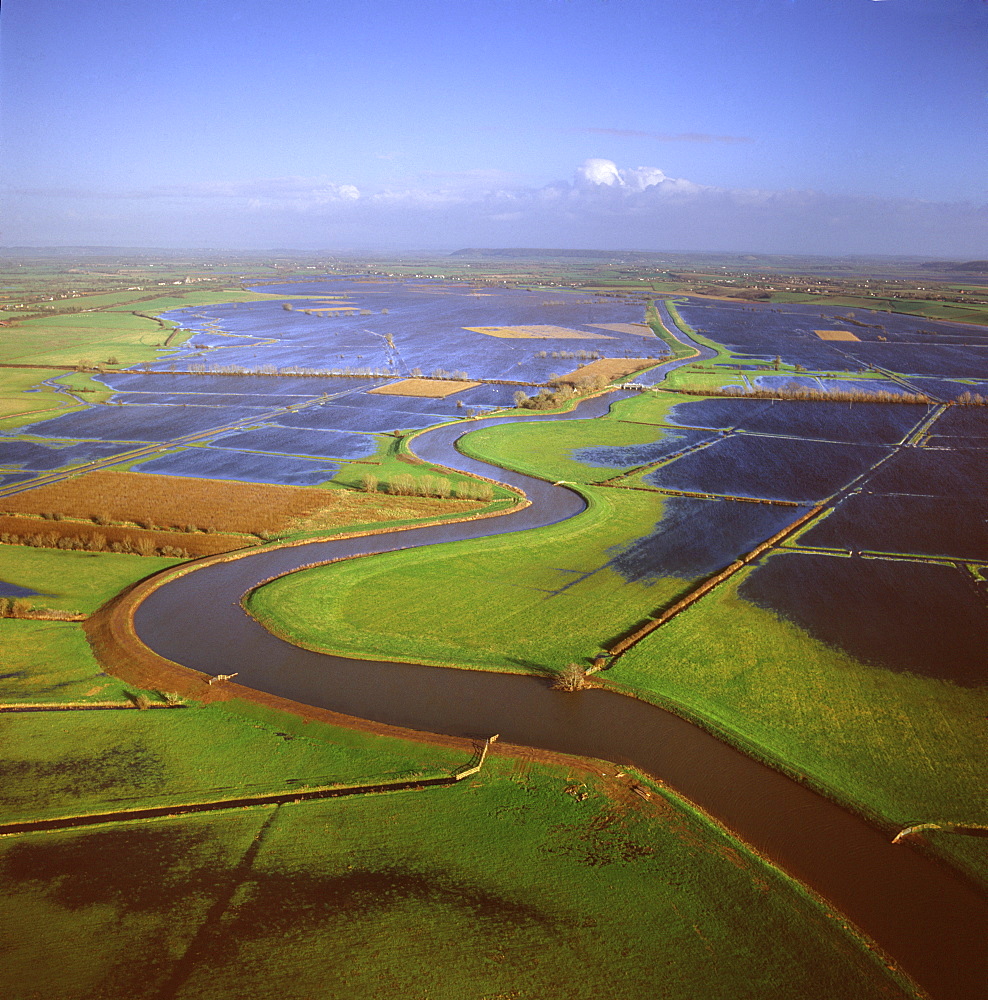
<box><xmin>247</xmin><ymin>387</ymin><xmax>988</xmax><ymax>887</ymax></box>
<box><xmin>0</xmin><ymin>546</ymin><xmax>917</xmax><ymax>1000</ymax></box>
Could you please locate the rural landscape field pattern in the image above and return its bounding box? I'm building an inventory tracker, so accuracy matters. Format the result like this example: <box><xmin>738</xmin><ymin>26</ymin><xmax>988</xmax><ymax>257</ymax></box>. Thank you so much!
<box><xmin>1</xmin><ymin>274</ymin><xmax>986</xmax><ymax>999</ymax></box>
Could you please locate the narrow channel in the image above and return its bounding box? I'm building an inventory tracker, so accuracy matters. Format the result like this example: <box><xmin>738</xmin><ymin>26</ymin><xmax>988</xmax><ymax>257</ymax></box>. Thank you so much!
<box><xmin>133</xmin><ymin>355</ymin><xmax>987</xmax><ymax>1000</ymax></box>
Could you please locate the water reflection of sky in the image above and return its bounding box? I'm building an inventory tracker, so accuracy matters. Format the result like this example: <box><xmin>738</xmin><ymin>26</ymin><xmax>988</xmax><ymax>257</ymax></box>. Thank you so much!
<box><xmin>158</xmin><ymin>279</ymin><xmax>663</xmax><ymax>384</ymax></box>
<box><xmin>607</xmin><ymin>497</ymin><xmax>801</xmax><ymax>583</ymax></box>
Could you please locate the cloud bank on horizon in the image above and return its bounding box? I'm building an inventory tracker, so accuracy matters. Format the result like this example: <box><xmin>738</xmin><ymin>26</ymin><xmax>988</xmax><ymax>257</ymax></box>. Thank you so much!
<box><xmin>7</xmin><ymin>158</ymin><xmax>984</xmax><ymax>257</ymax></box>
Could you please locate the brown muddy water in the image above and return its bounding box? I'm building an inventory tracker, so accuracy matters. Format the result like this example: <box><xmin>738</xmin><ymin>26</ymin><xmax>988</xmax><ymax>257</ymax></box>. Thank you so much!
<box><xmin>134</xmin><ymin>392</ymin><xmax>988</xmax><ymax>1000</ymax></box>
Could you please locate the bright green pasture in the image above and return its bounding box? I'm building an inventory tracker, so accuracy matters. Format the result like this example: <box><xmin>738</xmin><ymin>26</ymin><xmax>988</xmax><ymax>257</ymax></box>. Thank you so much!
<box><xmin>0</xmin><ymin>545</ymin><xmax>183</xmax><ymax>615</ymax></box>
<box><xmin>0</xmin><ymin>762</ymin><xmax>916</xmax><ymax>1000</ymax></box>
<box><xmin>0</xmin><ymin>700</ymin><xmax>463</xmax><ymax>822</ymax></box>
<box><xmin>0</xmin><ymin>310</ymin><xmax>172</xmax><ymax>368</ymax></box>
<box><xmin>0</xmin><ymin>367</ymin><xmax>84</xmax><ymax>428</ymax></box>
<box><xmin>0</xmin><ymin>547</ymin><xmax>188</xmax><ymax>708</ymax></box>
<box><xmin>0</xmin><ymin>620</ymin><xmax>132</xmax><ymax>704</ymax></box>
<box><xmin>611</xmin><ymin>567</ymin><xmax>988</xmax><ymax>831</ymax></box>
<box><xmin>457</xmin><ymin>391</ymin><xmax>682</xmax><ymax>483</ymax></box>
<box><xmin>248</xmin><ymin>484</ymin><xmax>684</xmax><ymax>673</ymax></box>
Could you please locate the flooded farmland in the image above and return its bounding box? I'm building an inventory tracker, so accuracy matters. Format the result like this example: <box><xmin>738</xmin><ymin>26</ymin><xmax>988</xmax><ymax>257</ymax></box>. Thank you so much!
<box><xmin>4</xmin><ymin>278</ymin><xmax>987</xmax><ymax>1000</ymax></box>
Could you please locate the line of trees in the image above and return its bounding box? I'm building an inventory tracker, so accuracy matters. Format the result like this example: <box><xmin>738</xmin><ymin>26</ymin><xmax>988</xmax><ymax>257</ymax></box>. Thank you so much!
<box><xmin>0</xmin><ymin>530</ymin><xmax>190</xmax><ymax>557</ymax></box>
<box><xmin>670</xmin><ymin>385</ymin><xmax>934</xmax><ymax>405</ymax></box>
<box><xmin>360</xmin><ymin>472</ymin><xmax>493</xmax><ymax>501</ymax></box>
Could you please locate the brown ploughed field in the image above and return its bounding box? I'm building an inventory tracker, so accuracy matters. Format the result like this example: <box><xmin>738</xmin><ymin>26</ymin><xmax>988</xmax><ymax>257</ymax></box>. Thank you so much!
<box><xmin>0</xmin><ymin>470</ymin><xmax>485</xmax><ymax>555</ymax></box>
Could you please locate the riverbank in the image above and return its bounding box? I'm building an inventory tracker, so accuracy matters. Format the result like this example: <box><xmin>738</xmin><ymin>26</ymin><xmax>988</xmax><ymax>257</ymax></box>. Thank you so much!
<box><xmin>0</xmin><ymin>547</ymin><xmax>919</xmax><ymax>1000</ymax></box>
<box><xmin>244</xmin><ymin>385</ymin><xmax>988</xmax><ymax>897</ymax></box>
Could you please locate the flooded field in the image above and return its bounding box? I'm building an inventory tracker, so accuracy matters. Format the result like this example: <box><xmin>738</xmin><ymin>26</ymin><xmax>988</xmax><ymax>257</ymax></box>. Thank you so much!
<box><xmin>607</xmin><ymin>497</ymin><xmax>802</xmax><ymax>581</ymax></box>
<box><xmin>925</xmin><ymin>405</ymin><xmax>988</xmax><ymax>439</ymax></box>
<box><xmin>131</xmin><ymin>448</ymin><xmax>342</xmax><ymax>487</ymax></box>
<box><xmin>0</xmin><ymin>281</ymin><xmax>663</xmax><ymax>488</ymax></box>
<box><xmin>677</xmin><ymin>299</ymin><xmax>988</xmax><ymax>375</ymax></box>
<box><xmin>574</xmin><ymin>426</ymin><xmax>720</xmax><ymax>470</ymax></box>
<box><xmin>734</xmin><ymin>400</ymin><xmax>925</xmax><ymax>443</ymax></box>
<box><xmin>739</xmin><ymin>553</ymin><xmax>987</xmax><ymax>686</ymax></box>
<box><xmin>864</xmin><ymin>447</ymin><xmax>987</xmax><ymax>497</ymax></box>
<box><xmin>167</xmin><ymin>279</ymin><xmax>666</xmax><ymax>384</ymax></box>
<box><xmin>644</xmin><ymin>436</ymin><xmax>891</xmax><ymax>502</ymax></box>
<box><xmin>800</xmin><ymin>494</ymin><xmax>988</xmax><ymax>560</ymax></box>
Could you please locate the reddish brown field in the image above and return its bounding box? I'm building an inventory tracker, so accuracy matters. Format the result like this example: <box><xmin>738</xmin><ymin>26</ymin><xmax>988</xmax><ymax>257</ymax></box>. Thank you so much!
<box><xmin>0</xmin><ymin>470</ymin><xmax>485</xmax><ymax>555</ymax></box>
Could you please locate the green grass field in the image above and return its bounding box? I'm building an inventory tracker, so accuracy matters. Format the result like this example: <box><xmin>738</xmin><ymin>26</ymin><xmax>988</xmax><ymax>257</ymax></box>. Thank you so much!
<box><xmin>248</xmin><ymin>482</ymin><xmax>690</xmax><ymax>673</ymax></box>
<box><xmin>609</xmin><ymin>567</ymin><xmax>988</xmax><ymax>826</ymax></box>
<box><xmin>0</xmin><ymin>545</ymin><xmax>184</xmax><ymax>615</ymax></box>
<box><xmin>0</xmin><ymin>764</ymin><xmax>915</xmax><ymax>1000</ymax></box>
<box><xmin>0</xmin><ymin>546</ymin><xmax>915</xmax><ymax>1000</ymax></box>
<box><xmin>456</xmin><ymin>391</ymin><xmax>683</xmax><ymax>483</ymax></box>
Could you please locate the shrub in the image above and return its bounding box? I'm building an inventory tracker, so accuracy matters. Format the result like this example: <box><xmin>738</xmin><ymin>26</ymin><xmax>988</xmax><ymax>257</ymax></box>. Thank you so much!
<box><xmin>360</xmin><ymin>473</ymin><xmax>378</xmax><ymax>493</ymax></box>
<box><xmin>135</xmin><ymin>536</ymin><xmax>157</xmax><ymax>557</ymax></box>
<box><xmin>159</xmin><ymin>545</ymin><xmax>190</xmax><ymax>558</ymax></box>
<box><xmin>387</xmin><ymin>473</ymin><xmax>416</xmax><ymax>496</ymax></box>
<box><xmin>552</xmin><ymin>663</ymin><xmax>589</xmax><ymax>692</ymax></box>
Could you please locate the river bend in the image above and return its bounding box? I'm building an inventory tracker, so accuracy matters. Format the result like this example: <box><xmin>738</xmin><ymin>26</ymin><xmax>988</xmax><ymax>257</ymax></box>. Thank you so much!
<box><xmin>133</xmin><ymin>341</ymin><xmax>986</xmax><ymax>1000</ymax></box>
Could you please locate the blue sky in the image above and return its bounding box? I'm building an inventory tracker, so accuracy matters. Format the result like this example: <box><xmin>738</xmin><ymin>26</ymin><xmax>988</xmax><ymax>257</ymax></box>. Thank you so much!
<box><xmin>1</xmin><ymin>0</ymin><xmax>985</xmax><ymax>255</ymax></box>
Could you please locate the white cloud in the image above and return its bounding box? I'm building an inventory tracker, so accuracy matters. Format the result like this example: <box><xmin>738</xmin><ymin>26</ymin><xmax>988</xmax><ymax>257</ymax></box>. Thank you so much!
<box><xmin>572</xmin><ymin>159</ymin><xmax>704</xmax><ymax>197</ymax></box>
<box><xmin>5</xmin><ymin>161</ymin><xmax>985</xmax><ymax>256</ymax></box>
<box><xmin>575</xmin><ymin>158</ymin><xmax>624</xmax><ymax>187</ymax></box>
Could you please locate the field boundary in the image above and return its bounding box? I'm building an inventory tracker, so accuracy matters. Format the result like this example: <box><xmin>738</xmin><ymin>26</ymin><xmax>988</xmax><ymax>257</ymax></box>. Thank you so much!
<box><xmin>603</xmin><ymin>504</ymin><xmax>826</xmax><ymax>661</ymax></box>
<box><xmin>0</xmin><ymin>775</ymin><xmax>459</xmax><ymax>838</ymax></box>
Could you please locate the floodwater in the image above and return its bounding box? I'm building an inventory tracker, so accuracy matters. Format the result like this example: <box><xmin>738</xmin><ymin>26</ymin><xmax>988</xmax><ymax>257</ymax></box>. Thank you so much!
<box><xmin>134</xmin><ymin>391</ymin><xmax>987</xmax><ymax>1000</ymax></box>
<box><xmin>7</xmin><ymin>283</ymin><xmax>987</xmax><ymax>994</ymax></box>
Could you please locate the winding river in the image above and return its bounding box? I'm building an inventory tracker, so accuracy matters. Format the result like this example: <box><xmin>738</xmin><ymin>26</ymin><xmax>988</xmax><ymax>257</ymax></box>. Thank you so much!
<box><xmin>132</xmin><ymin>320</ymin><xmax>986</xmax><ymax>1000</ymax></box>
